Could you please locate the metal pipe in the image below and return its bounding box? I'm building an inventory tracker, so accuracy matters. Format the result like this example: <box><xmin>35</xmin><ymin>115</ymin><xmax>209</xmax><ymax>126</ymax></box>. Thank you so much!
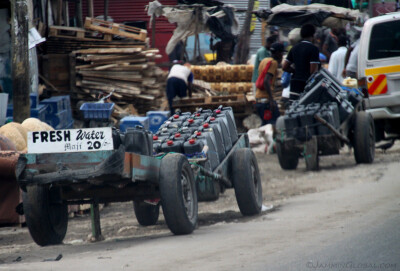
<box><xmin>314</xmin><ymin>114</ymin><xmax>350</xmax><ymax>144</ymax></box>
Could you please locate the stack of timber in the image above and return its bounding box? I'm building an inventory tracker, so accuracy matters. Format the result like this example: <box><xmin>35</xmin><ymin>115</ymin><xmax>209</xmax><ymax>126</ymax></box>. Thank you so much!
<box><xmin>74</xmin><ymin>47</ymin><xmax>167</xmax><ymax>119</ymax></box>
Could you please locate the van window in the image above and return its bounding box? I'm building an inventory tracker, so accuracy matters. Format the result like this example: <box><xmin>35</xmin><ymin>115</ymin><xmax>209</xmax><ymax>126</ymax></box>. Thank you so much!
<box><xmin>368</xmin><ymin>20</ymin><xmax>400</xmax><ymax>60</ymax></box>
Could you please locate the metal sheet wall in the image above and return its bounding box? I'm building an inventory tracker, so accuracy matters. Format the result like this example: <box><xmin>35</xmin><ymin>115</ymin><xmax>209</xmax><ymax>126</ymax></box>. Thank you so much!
<box><xmin>221</xmin><ymin>0</ymin><xmax>270</xmax><ymax>59</ymax></box>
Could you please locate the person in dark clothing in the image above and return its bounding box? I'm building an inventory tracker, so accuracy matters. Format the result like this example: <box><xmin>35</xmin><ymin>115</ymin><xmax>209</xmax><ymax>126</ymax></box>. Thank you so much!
<box><xmin>210</xmin><ymin>37</ymin><xmax>235</xmax><ymax>63</ymax></box>
<box><xmin>166</xmin><ymin>62</ymin><xmax>193</xmax><ymax>114</ymax></box>
<box><xmin>282</xmin><ymin>23</ymin><xmax>320</xmax><ymax>101</ymax></box>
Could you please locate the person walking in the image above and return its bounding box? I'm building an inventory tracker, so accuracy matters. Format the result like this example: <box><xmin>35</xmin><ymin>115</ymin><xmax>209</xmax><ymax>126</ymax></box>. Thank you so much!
<box><xmin>328</xmin><ymin>35</ymin><xmax>348</xmax><ymax>83</ymax></box>
<box><xmin>255</xmin><ymin>42</ymin><xmax>285</xmax><ymax>126</ymax></box>
<box><xmin>166</xmin><ymin>62</ymin><xmax>193</xmax><ymax>114</ymax></box>
<box><xmin>251</xmin><ymin>36</ymin><xmax>277</xmax><ymax>83</ymax></box>
<box><xmin>282</xmin><ymin>24</ymin><xmax>320</xmax><ymax>101</ymax></box>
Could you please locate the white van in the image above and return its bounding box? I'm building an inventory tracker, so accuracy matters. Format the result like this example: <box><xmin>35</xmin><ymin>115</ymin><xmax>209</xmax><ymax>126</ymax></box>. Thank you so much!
<box><xmin>358</xmin><ymin>12</ymin><xmax>400</xmax><ymax>142</ymax></box>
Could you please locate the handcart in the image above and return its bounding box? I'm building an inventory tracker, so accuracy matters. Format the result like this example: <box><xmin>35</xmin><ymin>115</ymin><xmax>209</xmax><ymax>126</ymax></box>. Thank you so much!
<box><xmin>275</xmin><ymin>69</ymin><xmax>375</xmax><ymax>171</ymax></box>
<box><xmin>16</xmin><ymin>106</ymin><xmax>262</xmax><ymax>246</ymax></box>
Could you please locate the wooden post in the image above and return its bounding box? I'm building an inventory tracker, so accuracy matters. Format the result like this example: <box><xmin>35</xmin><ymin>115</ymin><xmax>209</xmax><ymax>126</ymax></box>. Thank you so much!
<box><xmin>63</xmin><ymin>0</ymin><xmax>69</xmax><ymax>26</ymax></box>
<box><xmin>261</xmin><ymin>19</ymin><xmax>267</xmax><ymax>47</ymax></box>
<box><xmin>104</xmin><ymin>0</ymin><xmax>109</xmax><ymax>21</ymax></box>
<box><xmin>90</xmin><ymin>200</ymin><xmax>104</xmax><ymax>241</ymax></box>
<box><xmin>11</xmin><ymin>0</ymin><xmax>30</xmax><ymax>123</ymax></box>
<box><xmin>76</xmin><ymin>0</ymin><xmax>83</xmax><ymax>27</ymax></box>
<box><xmin>56</xmin><ymin>0</ymin><xmax>62</xmax><ymax>25</ymax></box>
<box><xmin>234</xmin><ymin>0</ymin><xmax>255</xmax><ymax>64</ymax></box>
<box><xmin>88</xmin><ymin>0</ymin><xmax>94</xmax><ymax>18</ymax></box>
<box><xmin>151</xmin><ymin>14</ymin><xmax>156</xmax><ymax>48</ymax></box>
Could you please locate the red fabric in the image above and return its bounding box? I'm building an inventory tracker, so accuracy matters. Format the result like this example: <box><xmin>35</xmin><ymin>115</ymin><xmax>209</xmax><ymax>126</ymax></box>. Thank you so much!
<box><xmin>263</xmin><ymin>109</ymin><xmax>272</xmax><ymax>121</ymax></box>
<box><xmin>255</xmin><ymin>60</ymin><xmax>272</xmax><ymax>90</ymax></box>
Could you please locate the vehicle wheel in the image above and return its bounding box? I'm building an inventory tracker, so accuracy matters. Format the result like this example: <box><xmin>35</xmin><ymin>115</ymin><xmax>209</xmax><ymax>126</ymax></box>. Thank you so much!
<box><xmin>275</xmin><ymin>116</ymin><xmax>299</xmax><ymax>170</ymax></box>
<box><xmin>353</xmin><ymin>111</ymin><xmax>375</xmax><ymax>163</ymax></box>
<box><xmin>232</xmin><ymin>148</ymin><xmax>262</xmax><ymax>216</ymax></box>
<box><xmin>133</xmin><ymin>201</ymin><xmax>160</xmax><ymax>226</ymax></box>
<box><xmin>22</xmin><ymin>185</ymin><xmax>68</xmax><ymax>246</ymax></box>
<box><xmin>304</xmin><ymin>137</ymin><xmax>319</xmax><ymax>171</ymax></box>
<box><xmin>159</xmin><ymin>153</ymin><xmax>198</xmax><ymax>235</ymax></box>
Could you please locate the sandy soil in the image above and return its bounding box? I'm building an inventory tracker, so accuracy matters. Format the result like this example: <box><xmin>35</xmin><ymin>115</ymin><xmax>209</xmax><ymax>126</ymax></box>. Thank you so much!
<box><xmin>1</xmin><ymin>141</ymin><xmax>399</xmax><ymax>265</ymax></box>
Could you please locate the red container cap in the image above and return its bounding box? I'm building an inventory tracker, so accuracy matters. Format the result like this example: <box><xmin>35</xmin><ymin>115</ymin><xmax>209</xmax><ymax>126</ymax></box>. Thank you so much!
<box><xmin>210</xmin><ymin>117</ymin><xmax>215</xmax><ymax>121</ymax></box>
<box><xmin>167</xmin><ymin>140</ymin><xmax>174</xmax><ymax>146</ymax></box>
<box><xmin>175</xmin><ymin>133</ymin><xmax>181</xmax><ymax>138</ymax></box>
<box><xmin>173</xmin><ymin>114</ymin><xmax>179</xmax><ymax>119</ymax></box>
<box><xmin>203</xmin><ymin>123</ymin><xmax>209</xmax><ymax>128</ymax></box>
<box><xmin>216</xmin><ymin>109</ymin><xmax>221</xmax><ymax>114</ymax></box>
<box><xmin>153</xmin><ymin>135</ymin><xmax>158</xmax><ymax>140</ymax></box>
<box><xmin>189</xmin><ymin>139</ymin><xmax>196</xmax><ymax>144</ymax></box>
<box><xmin>188</xmin><ymin>119</ymin><xmax>194</xmax><ymax>124</ymax></box>
<box><xmin>196</xmin><ymin>132</ymin><xmax>202</xmax><ymax>136</ymax></box>
<box><xmin>195</xmin><ymin>113</ymin><xmax>200</xmax><ymax>117</ymax></box>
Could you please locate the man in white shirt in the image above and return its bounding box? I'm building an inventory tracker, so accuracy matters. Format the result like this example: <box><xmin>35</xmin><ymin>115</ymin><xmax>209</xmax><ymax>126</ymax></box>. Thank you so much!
<box><xmin>166</xmin><ymin>62</ymin><xmax>193</xmax><ymax>114</ymax></box>
<box><xmin>328</xmin><ymin>35</ymin><xmax>348</xmax><ymax>83</ymax></box>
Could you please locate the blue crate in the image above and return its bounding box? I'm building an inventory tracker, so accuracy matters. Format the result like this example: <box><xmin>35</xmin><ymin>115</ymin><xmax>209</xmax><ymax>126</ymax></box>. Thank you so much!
<box><xmin>80</xmin><ymin>103</ymin><xmax>115</xmax><ymax>120</ymax></box>
<box><xmin>40</xmin><ymin>96</ymin><xmax>65</xmax><ymax>114</ymax></box>
<box><xmin>6</xmin><ymin>104</ymin><xmax>48</xmax><ymax>122</ymax></box>
<box><xmin>119</xmin><ymin>116</ymin><xmax>149</xmax><ymax>132</ymax></box>
<box><xmin>30</xmin><ymin>93</ymin><xmax>39</xmax><ymax>108</ymax></box>
<box><xmin>31</xmin><ymin>104</ymin><xmax>48</xmax><ymax>121</ymax></box>
<box><xmin>146</xmin><ymin>111</ymin><xmax>170</xmax><ymax>133</ymax></box>
<box><xmin>44</xmin><ymin>109</ymin><xmax>69</xmax><ymax>128</ymax></box>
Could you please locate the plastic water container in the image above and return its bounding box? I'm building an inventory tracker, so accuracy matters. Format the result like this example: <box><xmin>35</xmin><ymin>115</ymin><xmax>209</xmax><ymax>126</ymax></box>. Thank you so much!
<box><xmin>152</xmin><ymin>134</ymin><xmax>169</xmax><ymax>153</ymax></box>
<box><xmin>146</xmin><ymin>111</ymin><xmax>170</xmax><ymax>134</ymax></box>
<box><xmin>80</xmin><ymin>102</ymin><xmax>115</xmax><ymax>121</ymax></box>
<box><xmin>214</xmin><ymin>107</ymin><xmax>238</xmax><ymax>144</ymax></box>
<box><xmin>187</xmin><ymin>132</ymin><xmax>220</xmax><ymax>170</ymax></box>
<box><xmin>120</xmin><ymin>116</ymin><xmax>149</xmax><ymax>132</ymax></box>
<box><xmin>0</xmin><ymin>93</ymin><xmax>8</xmax><ymax>126</ymax></box>
<box><xmin>161</xmin><ymin>137</ymin><xmax>185</xmax><ymax>153</ymax></box>
<box><xmin>200</xmin><ymin>123</ymin><xmax>225</xmax><ymax>162</ymax></box>
<box><xmin>124</xmin><ymin>127</ymin><xmax>153</xmax><ymax>155</ymax></box>
<box><xmin>208</xmin><ymin>116</ymin><xmax>232</xmax><ymax>154</ymax></box>
<box><xmin>182</xmin><ymin>118</ymin><xmax>203</xmax><ymax>134</ymax></box>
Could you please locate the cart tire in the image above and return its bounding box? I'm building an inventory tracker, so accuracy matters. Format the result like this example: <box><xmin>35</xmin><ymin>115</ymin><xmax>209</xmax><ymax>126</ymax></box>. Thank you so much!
<box><xmin>22</xmin><ymin>185</ymin><xmax>68</xmax><ymax>246</ymax></box>
<box><xmin>275</xmin><ymin>116</ymin><xmax>299</xmax><ymax>170</ymax></box>
<box><xmin>232</xmin><ymin>148</ymin><xmax>262</xmax><ymax>216</ymax></box>
<box><xmin>159</xmin><ymin>153</ymin><xmax>198</xmax><ymax>235</ymax></box>
<box><xmin>353</xmin><ymin>111</ymin><xmax>375</xmax><ymax>164</ymax></box>
<box><xmin>304</xmin><ymin>137</ymin><xmax>319</xmax><ymax>171</ymax></box>
<box><xmin>133</xmin><ymin>201</ymin><xmax>160</xmax><ymax>226</ymax></box>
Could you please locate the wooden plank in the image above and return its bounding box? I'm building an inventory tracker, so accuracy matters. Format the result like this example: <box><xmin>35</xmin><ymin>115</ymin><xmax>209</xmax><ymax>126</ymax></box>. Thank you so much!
<box><xmin>76</xmin><ymin>48</ymin><xmax>142</xmax><ymax>54</ymax></box>
<box><xmin>84</xmin><ymin>17</ymin><xmax>147</xmax><ymax>41</ymax></box>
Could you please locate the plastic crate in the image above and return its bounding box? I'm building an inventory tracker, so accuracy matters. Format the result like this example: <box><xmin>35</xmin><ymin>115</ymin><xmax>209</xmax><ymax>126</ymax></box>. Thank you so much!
<box><xmin>44</xmin><ymin>109</ymin><xmax>68</xmax><ymax>128</ymax></box>
<box><xmin>119</xmin><ymin>116</ymin><xmax>149</xmax><ymax>132</ymax></box>
<box><xmin>146</xmin><ymin>111</ymin><xmax>170</xmax><ymax>133</ymax></box>
<box><xmin>80</xmin><ymin>102</ymin><xmax>115</xmax><ymax>120</ymax></box>
<box><xmin>30</xmin><ymin>93</ymin><xmax>39</xmax><ymax>108</ymax></box>
<box><xmin>31</xmin><ymin>104</ymin><xmax>48</xmax><ymax>121</ymax></box>
<box><xmin>40</xmin><ymin>96</ymin><xmax>65</xmax><ymax>114</ymax></box>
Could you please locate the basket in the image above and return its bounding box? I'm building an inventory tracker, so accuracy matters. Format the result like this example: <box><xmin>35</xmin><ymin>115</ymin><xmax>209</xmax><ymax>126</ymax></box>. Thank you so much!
<box><xmin>80</xmin><ymin>102</ymin><xmax>115</xmax><ymax>120</ymax></box>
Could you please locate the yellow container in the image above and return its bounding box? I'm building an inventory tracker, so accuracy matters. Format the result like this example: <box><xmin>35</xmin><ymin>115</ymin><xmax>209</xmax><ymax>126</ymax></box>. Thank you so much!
<box><xmin>342</xmin><ymin>77</ymin><xmax>358</xmax><ymax>88</ymax></box>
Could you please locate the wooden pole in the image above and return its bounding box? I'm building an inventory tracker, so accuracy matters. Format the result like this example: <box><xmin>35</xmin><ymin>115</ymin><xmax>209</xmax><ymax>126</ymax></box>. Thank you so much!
<box><xmin>11</xmin><ymin>0</ymin><xmax>30</xmax><ymax>123</ymax></box>
<box><xmin>234</xmin><ymin>0</ymin><xmax>255</xmax><ymax>64</ymax></box>
<box><xmin>76</xmin><ymin>0</ymin><xmax>83</xmax><ymax>27</ymax></box>
<box><xmin>56</xmin><ymin>0</ymin><xmax>62</xmax><ymax>25</ymax></box>
<box><xmin>63</xmin><ymin>0</ymin><xmax>69</xmax><ymax>26</ymax></box>
<box><xmin>104</xmin><ymin>0</ymin><xmax>109</xmax><ymax>21</ymax></box>
<box><xmin>88</xmin><ymin>0</ymin><xmax>94</xmax><ymax>18</ymax></box>
<box><xmin>151</xmin><ymin>14</ymin><xmax>156</xmax><ymax>48</ymax></box>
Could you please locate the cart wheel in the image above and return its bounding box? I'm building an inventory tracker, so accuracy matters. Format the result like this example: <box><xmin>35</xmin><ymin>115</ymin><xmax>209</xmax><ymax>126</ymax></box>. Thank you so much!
<box><xmin>275</xmin><ymin>116</ymin><xmax>299</xmax><ymax>170</ymax></box>
<box><xmin>353</xmin><ymin>111</ymin><xmax>375</xmax><ymax>164</ymax></box>
<box><xmin>232</xmin><ymin>148</ymin><xmax>262</xmax><ymax>216</ymax></box>
<box><xmin>133</xmin><ymin>201</ymin><xmax>160</xmax><ymax>226</ymax></box>
<box><xmin>159</xmin><ymin>153</ymin><xmax>198</xmax><ymax>235</ymax></box>
<box><xmin>304</xmin><ymin>137</ymin><xmax>319</xmax><ymax>171</ymax></box>
<box><xmin>22</xmin><ymin>185</ymin><xmax>68</xmax><ymax>246</ymax></box>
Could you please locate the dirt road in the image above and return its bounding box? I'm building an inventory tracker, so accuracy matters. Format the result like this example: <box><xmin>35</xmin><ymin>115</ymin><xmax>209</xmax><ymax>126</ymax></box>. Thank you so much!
<box><xmin>1</xmin><ymin>143</ymin><xmax>399</xmax><ymax>270</ymax></box>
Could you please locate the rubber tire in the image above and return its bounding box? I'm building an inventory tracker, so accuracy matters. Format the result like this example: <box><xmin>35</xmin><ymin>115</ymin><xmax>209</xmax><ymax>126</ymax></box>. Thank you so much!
<box><xmin>232</xmin><ymin>148</ymin><xmax>262</xmax><ymax>216</ymax></box>
<box><xmin>353</xmin><ymin>111</ymin><xmax>375</xmax><ymax>164</ymax></box>
<box><xmin>22</xmin><ymin>185</ymin><xmax>68</xmax><ymax>246</ymax></box>
<box><xmin>275</xmin><ymin>116</ymin><xmax>299</xmax><ymax>170</ymax></box>
<box><xmin>133</xmin><ymin>201</ymin><xmax>160</xmax><ymax>226</ymax></box>
<box><xmin>159</xmin><ymin>153</ymin><xmax>198</xmax><ymax>235</ymax></box>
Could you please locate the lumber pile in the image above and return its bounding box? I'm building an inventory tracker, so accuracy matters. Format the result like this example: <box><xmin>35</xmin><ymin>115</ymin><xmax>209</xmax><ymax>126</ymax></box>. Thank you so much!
<box><xmin>74</xmin><ymin>47</ymin><xmax>167</xmax><ymax>120</ymax></box>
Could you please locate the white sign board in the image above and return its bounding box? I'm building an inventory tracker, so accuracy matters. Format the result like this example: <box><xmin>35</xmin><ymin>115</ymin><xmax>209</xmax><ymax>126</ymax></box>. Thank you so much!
<box><xmin>27</xmin><ymin>127</ymin><xmax>114</xmax><ymax>154</ymax></box>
